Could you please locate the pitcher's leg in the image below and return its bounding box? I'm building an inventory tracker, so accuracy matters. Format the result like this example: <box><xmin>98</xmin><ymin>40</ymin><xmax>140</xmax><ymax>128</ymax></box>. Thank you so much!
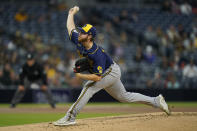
<box><xmin>105</xmin><ymin>79</ymin><xmax>159</xmax><ymax>107</ymax></box>
<box><xmin>53</xmin><ymin>65</ymin><xmax>121</xmax><ymax>125</ymax></box>
<box><xmin>65</xmin><ymin>81</ymin><xmax>102</xmax><ymax>121</ymax></box>
<box><xmin>65</xmin><ymin>73</ymin><xmax>118</xmax><ymax>121</ymax></box>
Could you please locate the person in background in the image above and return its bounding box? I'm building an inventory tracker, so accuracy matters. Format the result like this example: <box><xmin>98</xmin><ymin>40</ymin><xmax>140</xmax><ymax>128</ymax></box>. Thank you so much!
<box><xmin>182</xmin><ymin>59</ymin><xmax>197</xmax><ymax>88</ymax></box>
<box><xmin>10</xmin><ymin>53</ymin><xmax>56</xmax><ymax>108</ymax></box>
<box><xmin>0</xmin><ymin>63</ymin><xmax>13</xmax><ymax>86</ymax></box>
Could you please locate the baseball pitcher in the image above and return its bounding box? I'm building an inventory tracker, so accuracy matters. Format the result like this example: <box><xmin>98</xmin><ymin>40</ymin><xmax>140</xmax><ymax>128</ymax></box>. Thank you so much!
<box><xmin>53</xmin><ymin>6</ymin><xmax>170</xmax><ymax>126</ymax></box>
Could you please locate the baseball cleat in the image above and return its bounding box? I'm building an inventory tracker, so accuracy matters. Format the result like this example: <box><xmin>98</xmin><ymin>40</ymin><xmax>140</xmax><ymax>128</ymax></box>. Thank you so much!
<box><xmin>10</xmin><ymin>104</ymin><xmax>16</xmax><ymax>108</ymax></box>
<box><xmin>51</xmin><ymin>103</ymin><xmax>56</xmax><ymax>109</ymax></box>
<box><xmin>53</xmin><ymin>117</ymin><xmax>76</xmax><ymax>126</ymax></box>
<box><xmin>158</xmin><ymin>94</ymin><xmax>171</xmax><ymax>115</ymax></box>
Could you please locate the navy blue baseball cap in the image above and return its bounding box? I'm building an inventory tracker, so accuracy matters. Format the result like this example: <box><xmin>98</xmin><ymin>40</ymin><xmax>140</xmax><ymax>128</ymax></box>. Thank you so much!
<box><xmin>77</xmin><ymin>24</ymin><xmax>96</xmax><ymax>38</ymax></box>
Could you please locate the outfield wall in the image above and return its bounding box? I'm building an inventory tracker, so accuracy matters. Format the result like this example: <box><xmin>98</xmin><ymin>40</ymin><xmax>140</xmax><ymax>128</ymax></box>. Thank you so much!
<box><xmin>0</xmin><ymin>88</ymin><xmax>197</xmax><ymax>103</ymax></box>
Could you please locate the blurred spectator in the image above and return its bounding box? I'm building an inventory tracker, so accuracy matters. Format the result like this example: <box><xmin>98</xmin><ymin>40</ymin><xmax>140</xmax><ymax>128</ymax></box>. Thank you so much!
<box><xmin>0</xmin><ymin>63</ymin><xmax>16</xmax><ymax>86</ymax></box>
<box><xmin>112</xmin><ymin>16</ymin><xmax>121</xmax><ymax>28</ymax></box>
<box><xmin>103</xmin><ymin>21</ymin><xmax>115</xmax><ymax>37</ymax></box>
<box><xmin>113</xmin><ymin>41</ymin><xmax>124</xmax><ymax>61</ymax></box>
<box><xmin>159</xmin><ymin>34</ymin><xmax>173</xmax><ymax>57</ymax></box>
<box><xmin>166</xmin><ymin>25</ymin><xmax>180</xmax><ymax>43</ymax></box>
<box><xmin>144</xmin><ymin>26</ymin><xmax>156</xmax><ymax>41</ymax></box>
<box><xmin>160</xmin><ymin>34</ymin><xmax>169</xmax><ymax>48</ymax></box>
<box><xmin>38</xmin><ymin>14</ymin><xmax>46</xmax><ymax>23</ymax></box>
<box><xmin>151</xmin><ymin>71</ymin><xmax>165</xmax><ymax>89</ymax></box>
<box><xmin>45</xmin><ymin>64</ymin><xmax>57</xmax><ymax>87</ymax></box>
<box><xmin>173</xmin><ymin>50</ymin><xmax>181</xmax><ymax>70</ymax></box>
<box><xmin>120</xmin><ymin>31</ymin><xmax>128</xmax><ymax>44</ymax></box>
<box><xmin>156</xmin><ymin>26</ymin><xmax>166</xmax><ymax>54</ymax></box>
<box><xmin>57</xmin><ymin>61</ymin><xmax>66</xmax><ymax>73</ymax></box>
<box><xmin>161</xmin><ymin>0</ymin><xmax>172</xmax><ymax>12</ymax></box>
<box><xmin>117</xmin><ymin>58</ymin><xmax>128</xmax><ymax>74</ymax></box>
<box><xmin>14</xmin><ymin>9</ymin><xmax>28</xmax><ymax>23</ymax></box>
<box><xmin>180</xmin><ymin>1</ymin><xmax>192</xmax><ymax>15</ymax></box>
<box><xmin>67</xmin><ymin>53</ymin><xmax>76</xmax><ymax>75</ymax></box>
<box><xmin>0</xmin><ymin>26</ymin><xmax>5</xmax><ymax>36</ymax></box>
<box><xmin>57</xmin><ymin>1</ymin><xmax>67</xmax><ymax>11</ymax></box>
<box><xmin>177</xmin><ymin>24</ymin><xmax>185</xmax><ymax>38</ymax></box>
<box><xmin>165</xmin><ymin>72</ymin><xmax>180</xmax><ymax>89</ymax></box>
<box><xmin>171</xmin><ymin>0</ymin><xmax>180</xmax><ymax>14</ymax></box>
<box><xmin>193</xmin><ymin>34</ymin><xmax>197</xmax><ymax>48</ymax></box>
<box><xmin>182</xmin><ymin>59</ymin><xmax>197</xmax><ymax>88</ymax></box>
<box><xmin>130</xmin><ymin>12</ymin><xmax>138</xmax><ymax>23</ymax></box>
<box><xmin>0</xmin><ymin>2</ymin><xmax>196</xmax><ymax>89</ymax></box>
<box><xmin>182</xmin><ymin>32</ymin><xmax>191</xmax><ymax>50</ymax></box>
<box><xmin>101</xmin><ymin>21</ymin><xmax>116</xmax><ymax>51</ymax></box>
<box><xmin>119</xmin><ymin>10</ymin><xmax>129</xmax><ymax>24</ymax></box>
<box><xmin>134</xmin><ymin>45</ymin><xmax>144</xmax><ymax>63</ymax></box>
<box><xmin>191</xmin><ymin>0</ymin><xmax>197</xmax><ymax>14</ymax></box>
<box><xmin>96</xmin><ymin>33</ymin><xmax>109</xmax><ymax>51</ymax></box>
<box><xmin>47</xmin><ymin>0</ymin><xmax>58</xmax><ymax>10</ymax></box>
<box><xmin>160</xmin><ymin>56</ymin><xmax>169</xmax><ymax>70</ymax></box>
<box><xmin>144</xmin><ymin>45</ymin><xmax>156</xmax><ymax>64</ymax></box>
<box><xmin>156</xmin><ymin>26</ymin><xmax>163</xmax><ymax>39</ymax></box>
<box><xmin>34</xmin><ymin>37</ymin><xmax>45</xmax><ymax>51</ymax></box>
<box><xmin>144</xmin><ymin>26</ymin><xmax>157</xmax><ymax>48</ymax></box>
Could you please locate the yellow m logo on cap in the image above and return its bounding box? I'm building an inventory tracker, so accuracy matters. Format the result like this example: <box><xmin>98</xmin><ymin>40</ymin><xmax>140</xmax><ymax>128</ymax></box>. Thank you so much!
<box><xmin>82</xmin><ymin>24</ymin><xmax>93</xmax><ymax>33</ymax></box>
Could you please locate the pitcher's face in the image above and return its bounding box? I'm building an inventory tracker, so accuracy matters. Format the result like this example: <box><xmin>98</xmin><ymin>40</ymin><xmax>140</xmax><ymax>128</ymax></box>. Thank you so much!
<box><xmin>78</xmin><ymin>32</ymin><xmax>89</xmax><ymax>43</ymax></box>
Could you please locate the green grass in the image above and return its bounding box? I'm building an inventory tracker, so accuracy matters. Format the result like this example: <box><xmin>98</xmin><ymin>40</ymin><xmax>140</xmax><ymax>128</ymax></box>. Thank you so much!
<box><xmin>0</xmin><ymin>102</ymin><xmax>197</xmax><ymax>108</ymax></box>
<box><xmin>0</xmin><ymin>112</ymin><xmax>124</xmax><ymax>127</ymax></box>
<box><xmin>0</xmin><ymin>102</ymin><xmax>197</xmax><ymax>127</ymax></box>
<box><xmin>168</xmin><ymin>102</ymin><xmax>197</xmax><ymax>107</ymax></box>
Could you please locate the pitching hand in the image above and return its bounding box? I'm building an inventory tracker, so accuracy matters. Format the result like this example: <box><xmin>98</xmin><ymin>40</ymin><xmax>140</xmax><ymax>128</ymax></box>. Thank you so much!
<box><xmin>69</xmin><ymin>6</ymin><xmax>79</xmax><ymax>15</ymax></box>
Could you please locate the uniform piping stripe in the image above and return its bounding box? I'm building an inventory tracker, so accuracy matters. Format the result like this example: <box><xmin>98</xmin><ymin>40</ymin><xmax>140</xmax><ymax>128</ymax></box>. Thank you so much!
<box><xmin>102</xmin><ymin>67</ymin><xmax>112</xmax><ymax>78</ymax></box>
<box><xmin>68</xmin><ymin>82</ymin><xmax>95</xmax><ymax>121</ymax></box>
<box><xmin>69</xmin><ymin>29</ymin><xmax>75</xmax><ymax>40</ymax></box>
<box><xmin>67</xmin><ymin>67</ymin><xmax>112</xmax><ymax>121</ymax></box>
<box><xmin>88</xmin><ymin>46</ymin><xmax>99</xmax><ymax>54</ymax></box>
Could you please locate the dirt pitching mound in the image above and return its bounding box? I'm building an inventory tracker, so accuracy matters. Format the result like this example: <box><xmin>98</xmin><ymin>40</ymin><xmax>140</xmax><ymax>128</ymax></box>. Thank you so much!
<box><xmin>1</xmin><ymin>112</ymin><xmax>197</xmax><ymax>131</ymax></box>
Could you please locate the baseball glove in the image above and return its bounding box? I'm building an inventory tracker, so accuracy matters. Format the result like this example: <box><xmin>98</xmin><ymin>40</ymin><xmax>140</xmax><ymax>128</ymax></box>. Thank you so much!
<box><xmin>73</xmin><ymin>57</ymin><xmax>91</xmax><ymax>73</ymax></box>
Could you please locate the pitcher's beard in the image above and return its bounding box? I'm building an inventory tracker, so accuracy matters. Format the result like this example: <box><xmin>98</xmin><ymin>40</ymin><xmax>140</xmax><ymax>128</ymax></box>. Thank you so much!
<box><xmin>78</xmin><ymin>38</ymin><xmax>88</xmax><ymax>43</ymax></box>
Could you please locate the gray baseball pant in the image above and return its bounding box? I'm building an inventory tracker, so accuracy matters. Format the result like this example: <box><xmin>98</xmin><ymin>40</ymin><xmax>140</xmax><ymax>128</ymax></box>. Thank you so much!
<box><xmin>65</xmin><ymin>63</ymin><xmax>159</xmax><ymax>121</ymax></box>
